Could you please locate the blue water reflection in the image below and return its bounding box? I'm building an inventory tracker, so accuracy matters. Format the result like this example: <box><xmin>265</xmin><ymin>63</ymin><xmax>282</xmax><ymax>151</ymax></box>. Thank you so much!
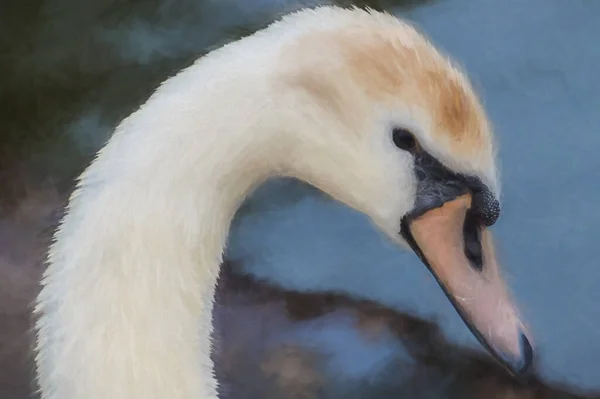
<box><xmin>227</xmin><ymin>0</ymin><xmax>600</xmax><ymax>391</ymax></box>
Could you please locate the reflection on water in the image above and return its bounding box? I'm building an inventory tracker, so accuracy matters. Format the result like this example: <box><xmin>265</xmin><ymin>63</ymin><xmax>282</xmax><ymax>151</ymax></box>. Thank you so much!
<box><xmin>1</xmin><ymin>0</ymin><xmax>599</xmax><ymax>397</ymax></box>
<box><xmin>0</xmin><ymin>185</ymin><xmax>598</xmax><ymax>398</ymax></box>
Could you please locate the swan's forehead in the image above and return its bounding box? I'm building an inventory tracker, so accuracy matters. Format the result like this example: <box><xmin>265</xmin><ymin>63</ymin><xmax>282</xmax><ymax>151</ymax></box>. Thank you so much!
<box><xmin>278</xmin><ymin>15</ymin><xmax>497</xmax><ymax>188</ymax></box>
<box><xmin>341</xmin><ymin>28</ymin><xmax>493</xmax><ymax>155</ymax></box>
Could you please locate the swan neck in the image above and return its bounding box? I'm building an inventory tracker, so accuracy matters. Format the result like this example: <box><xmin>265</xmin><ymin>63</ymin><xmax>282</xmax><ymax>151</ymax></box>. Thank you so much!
<box><xmin>34</xmin><ymin>79</ymin><xmax>276</xmax><ymax>399</ymax></box>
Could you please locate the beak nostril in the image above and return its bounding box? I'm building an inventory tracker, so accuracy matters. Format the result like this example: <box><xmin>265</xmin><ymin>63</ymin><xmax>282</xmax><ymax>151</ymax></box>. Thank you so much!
<box><xmin>463</xmin><ymin>212</ymin><xmax>483</xmax><ymax>271</ymax></box>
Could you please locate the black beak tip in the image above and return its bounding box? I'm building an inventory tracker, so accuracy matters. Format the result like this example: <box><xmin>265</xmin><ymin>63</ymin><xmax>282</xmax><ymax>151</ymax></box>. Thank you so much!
<box><xmin>500</xmin><ymin>332</ymin><xmax>534</xmax><ymax>379</ymax></box>
<box><xmin>518</xmin><ymin>332</ymin><xmax>534</xmax><ymax>375</ymax></box>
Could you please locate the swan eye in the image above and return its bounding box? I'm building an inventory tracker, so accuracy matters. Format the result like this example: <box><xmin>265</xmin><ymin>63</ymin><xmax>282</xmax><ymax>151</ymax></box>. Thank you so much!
<box><xmin>392</xmin><ymin>128</ymin><xmax>418</xmax><ymax>153</ymax></box>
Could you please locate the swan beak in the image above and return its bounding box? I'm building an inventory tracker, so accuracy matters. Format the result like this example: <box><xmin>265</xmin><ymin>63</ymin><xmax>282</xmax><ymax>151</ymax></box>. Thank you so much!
<box><xmin>402</xmin><ymin>193</ymin><xmax>533</xmax><ymax>377</ymax></box>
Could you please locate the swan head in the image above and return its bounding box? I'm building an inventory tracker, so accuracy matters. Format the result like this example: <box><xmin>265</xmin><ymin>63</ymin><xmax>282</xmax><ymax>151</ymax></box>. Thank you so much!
<box><xmin>270</xmin><ymin>7</ymin><xmax>533</xmax><ymax>377</ymax></box>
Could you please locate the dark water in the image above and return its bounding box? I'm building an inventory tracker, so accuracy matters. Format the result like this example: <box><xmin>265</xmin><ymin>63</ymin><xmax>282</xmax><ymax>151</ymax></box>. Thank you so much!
<box><xmin>1</xmin><ymin>0</ymin><xmax>599</xmax><ymax>397</ymax></box>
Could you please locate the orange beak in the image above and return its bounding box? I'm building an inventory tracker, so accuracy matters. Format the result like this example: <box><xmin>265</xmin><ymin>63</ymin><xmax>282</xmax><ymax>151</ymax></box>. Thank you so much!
<box><xmin>402</xmin><ymin>194</ymin><xmax>533</xmax><ymax>376</ymax></box>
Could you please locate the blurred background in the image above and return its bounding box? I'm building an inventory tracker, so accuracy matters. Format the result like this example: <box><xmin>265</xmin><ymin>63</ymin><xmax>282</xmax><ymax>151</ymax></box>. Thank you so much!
<box><xmin>1</xmin><ymin>0</ymin><xmax>599</xmax><ymax>398</ymax></box>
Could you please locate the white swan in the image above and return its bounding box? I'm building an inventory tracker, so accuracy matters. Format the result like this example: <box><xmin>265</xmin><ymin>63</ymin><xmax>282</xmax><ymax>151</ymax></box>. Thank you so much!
<box><xmin>34</xmin><ymin>6</ymin><xmax>533</xmax><ymax>399</ymax></box>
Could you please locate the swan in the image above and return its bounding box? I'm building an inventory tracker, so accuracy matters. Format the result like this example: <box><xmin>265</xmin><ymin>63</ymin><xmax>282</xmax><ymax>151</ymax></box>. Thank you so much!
<box><xmin>34</xmin><ymin>6</ymin><xmax>534</xmax><ymax>399</ymax></box>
